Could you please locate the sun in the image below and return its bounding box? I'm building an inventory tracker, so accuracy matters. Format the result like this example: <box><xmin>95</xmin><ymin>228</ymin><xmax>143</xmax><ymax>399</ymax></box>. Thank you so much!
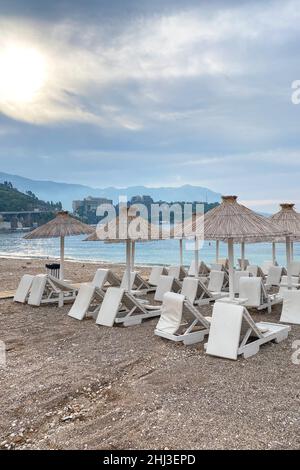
<box><xmin>0</xmin><ymin>44</ymin><xmax>46</xmax><ymax>104</ymax></box>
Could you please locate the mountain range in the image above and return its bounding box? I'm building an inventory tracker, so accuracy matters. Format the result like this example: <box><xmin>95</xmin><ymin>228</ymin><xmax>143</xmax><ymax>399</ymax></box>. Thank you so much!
<box><xmin>0</xmin><ymin>172</ymin><xmax>221</xmax><ymax>210</ymax></box>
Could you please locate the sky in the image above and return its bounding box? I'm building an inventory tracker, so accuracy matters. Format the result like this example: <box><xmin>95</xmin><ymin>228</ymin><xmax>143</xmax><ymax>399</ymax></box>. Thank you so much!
<box><xmin>0</xmin><ymin>0</ymin><xmax>300</xmax><ymax>212</ymax></box>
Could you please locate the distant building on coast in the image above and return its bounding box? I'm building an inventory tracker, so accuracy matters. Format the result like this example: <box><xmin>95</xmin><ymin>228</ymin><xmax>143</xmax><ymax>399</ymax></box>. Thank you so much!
<box><xmin>72</xmin><ymin>196</ymin><xmax>113</xmax><ymax>224</ymax></box>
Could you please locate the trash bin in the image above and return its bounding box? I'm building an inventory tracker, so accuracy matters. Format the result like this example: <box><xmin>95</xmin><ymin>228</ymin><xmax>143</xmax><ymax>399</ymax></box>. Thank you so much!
<box><xmin>45</xmin><ymin>263</ymin><xmax>60</xmax><ymax>278</ymax></box>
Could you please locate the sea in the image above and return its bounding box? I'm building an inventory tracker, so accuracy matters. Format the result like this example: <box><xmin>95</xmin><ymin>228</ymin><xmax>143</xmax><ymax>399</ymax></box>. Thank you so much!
<box><xmin>0</xmin><ymin>232</ymin><xmax>293</xmax><ymax>268</ymax></box>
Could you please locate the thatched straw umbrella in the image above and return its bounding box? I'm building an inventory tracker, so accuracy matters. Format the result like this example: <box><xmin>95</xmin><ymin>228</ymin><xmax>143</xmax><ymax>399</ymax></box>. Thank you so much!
<box><xmin>24</xmin><ymin>211</ymin><xmax>94</xmax><ymax>280</ymax></box>
<box><xmin>270</xmin><ymin>203</ymin><xmax>300</xmax><ymax>261</ymax></box>
<box><xmin>184</xmin><ymin>196</ymin><xmax>289</xmax><ymax>300</ymax></box>
<box><xmin>85</xmin><ymin>208</ymin><xmax>167</xmax><ymax>291</ymax></box>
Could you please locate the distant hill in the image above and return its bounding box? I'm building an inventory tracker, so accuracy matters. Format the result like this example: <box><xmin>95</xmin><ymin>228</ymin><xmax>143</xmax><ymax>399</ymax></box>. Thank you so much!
<box><xmin>0</xmin><ymin>181</ymin><xmax>61</xmax><ymax>212</ymax></box>
<box><xmin>0</xmin><ymin>172</ymin><xmax>221</xmax><ymax>210</ymax></box>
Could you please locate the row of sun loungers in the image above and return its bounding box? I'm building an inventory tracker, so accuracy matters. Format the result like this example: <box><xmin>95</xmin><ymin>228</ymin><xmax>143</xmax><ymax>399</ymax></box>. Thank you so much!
<box><xmin>12</xmin><ymin>260</ymin><xmax>300</xmax><ymax>360</ymax></box>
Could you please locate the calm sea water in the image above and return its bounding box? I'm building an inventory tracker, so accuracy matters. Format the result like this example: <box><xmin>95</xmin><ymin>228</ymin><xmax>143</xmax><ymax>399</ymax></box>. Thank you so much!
<box><xmin>0</xmin><ymin>232</ymin><xmax>294</xmax><ymax>267</ymax></box>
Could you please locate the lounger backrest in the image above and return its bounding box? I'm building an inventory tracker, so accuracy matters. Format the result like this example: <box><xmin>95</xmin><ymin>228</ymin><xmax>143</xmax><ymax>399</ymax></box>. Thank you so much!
<box><xmin>155</xmin><ymin>292</ymin><xmax>185</xmax><ymax>335</ymax></box>
<box><xmin>13</xmin><ymin>274</ymin><xmax>34</xmax><ymax>303</ymax></box>
<box><xmin>68</xmin><ymin>284</ymin><xmax>96</xmax><ymax>320</ymax></box>
<box><xmin>120</xmin><ymin>271</ymin><xmax>137</xmax><ymax>290</ymax></box>
<box><xmin>28</xmin><ymin>274</ymin><xmax>47</xmax><ymax>306</ymax></box>
<box><xmin>96</xmin><ymin>287</ymin><xmax>124</xmax><ymax>326</ymax></box>
<box><xmin>210</xmin><ymin>263</ymin><xmax>223</xmax><ymax>271</ymax></box>
<box><xmin>246</xmin><ymin>265</ymin><xmax>258</xmax><ymax>277</ymax></box>
<box><xmin>182</xmin><ymin>299</ymin><xmax>211</xmax><ymax>329</ymax></box>
<box><xmin>239</xmin><ymin>277</ymin><xmax>262</xmax><ymax>307</ymax></box>
<box><xmin>181</xmin><ymin>277</ymin><xmax>199</xmax><ymax>304</ymax></box>
<box><xmin>208</xmin><ymin>270</ymin><xmax>225</xmax><ymax>293</ymax></box>
<box><xmin>289</xmin><ymin>261</ymin><xmax>300</xmax><ymax>277</ymax></box>
<box><xmin>280</xmin><ymin>290</ymin><xmax>300</xmax><ymax>325</ymax></box>
<box><xmin>261</xmin><ymin>260</ymin><xmax>276</xmax><ymax>275</ymax></box>
<box><xmin>199</xmin><ymin>261</ymin><xmax>210</xmax><ymax>275</ymax></box>
<box><xmin>149</xmin><ymin>266</ymin><xmax>166</xmax><ymax>286</ymax></box>
<box><xmin>233</xmin><ymin>271</ymin><xmax>250</xmax><ymax>294</ymax></box>
<box><xmin>206</xmin><ymin>302</ymin><xmax>262</xmax><ymax>360</ymax></box>
<box><xmin>168</xmin><ymin>265</ymin><xmax>181</xmax><ymax>279</ymax></box>
<box><xmin>154</xmin><ymin>275</ymin><xmax>175</xmax><ymax>302</ymax></box>
<box><xmin>92</xmin><ymin>269</ymin><xmax>108</xmax><ymax>288</ymax></box>
<box><xmin>206</xmin><ymin>302</ymin><xmax>245</xmax><ymax>360</ymax></box>
<box><xmin>266</xmin><ymin>266</ymin><xmax>282</xmax><ymax>286</ymax></box>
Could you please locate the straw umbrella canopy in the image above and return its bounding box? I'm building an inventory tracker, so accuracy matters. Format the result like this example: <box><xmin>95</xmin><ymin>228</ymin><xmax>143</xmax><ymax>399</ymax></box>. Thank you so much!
<box><xmin>24</xmin><ymin>211</ymin><xmax>94</xmax><ymax>280</ymax></box>
<box><xmin>184</xmin><ymin>195</ymin><xmax>289</xmax><ymax>299</ymax></box>
<box><xmin>85</xmin><ymin>208</ymin><xmax>167</xmax><ymax>291</ymax></box>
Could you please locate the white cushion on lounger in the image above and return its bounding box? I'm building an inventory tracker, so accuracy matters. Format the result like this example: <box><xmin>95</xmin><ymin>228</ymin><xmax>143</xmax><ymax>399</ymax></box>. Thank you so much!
<box><xmin>13</xmin><ymin>274</ymin><xmax>34</xmax><ymax>303</ymax></box>
<box><xmin>156</xmin><ymin>292</ymin><xmax>185</xmax><ymax>335</ymax></box>
<box><xmin>206</xmin><ymin>302</ymin><xmax>244</xmax><ymax>360</ymax></box>
<box><xmin>208</xmin><ymin>270</ymin><xmax>224</xmax><ymax>293</ymax></box>
<box><xmin>28</xmin><ymin>274</ymin><xmax>47</xmax><ymax>306</ymax></box>
<box><xmin>233</xmin><ymin>271</ymin><xmax>250</xmax><ymax>295</ymax></box>
<box><xmin>290</xmin><ymin>261</ymin><xmax>300</xmax><ymax>277</ymax></box>
<box><xmin>168</xmin><ymin>265</ymin><xmax>181</xmax><ymax>279</ymax></box>
<box><xmin>68</xmin><ymin>284</ymin><xmax>95</xmax><ymax>320</ymax></box>
<box><xmin>92</xmin><ymin>269</ymin><xmax>108</xmax><ymax>288</ymax></box>
<box><xmin>96</xmin><ymin>287</ymin><xmax>124</xmax><ymax>327</ymax></box>
<box><xmin>120</xmin><ymin>271</ymin><xmax>137</xmax><ymax>290</ymax></box>
<box><xmin>181</xmin><ymin>277</ymin><xmax>199</xmax><ymax>304</ymax></box>
<box><xmin>149</xmin><ymin>266</ymin><xmax>165</xmax><ymax>286</ymax></box>
<box><xmin>246</xmin><ymin>265</ymin><xmax>258</xmax><ymax>277</ymax></box>
<box><xmin>280</xmin><ymin>290</ymin><xmax>300</xmax><ymax>325</ymax></box>
<box><xmin>265</xmin><ymin>266</ymin><xmax>282</xmax><ymax>286</ymax></box>
<box><xmin>239</xmin><ymin>277</ymin><xmax>261</xmax><ymax>307</ymax></box>
<box><xmin>154</xmin><ymin>275</ymin><xmax>174</xmax><ymax>302</ymax></box>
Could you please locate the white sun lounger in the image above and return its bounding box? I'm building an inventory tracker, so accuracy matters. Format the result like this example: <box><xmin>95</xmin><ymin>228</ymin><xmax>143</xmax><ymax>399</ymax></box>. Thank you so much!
<box><xmin>120</xmin><ymin>270</ymin><xmax>153</xmax><ymax>294</ymax></box>
<box><xmin>96</xmin><ymin>287</ymin><xmax>161</xmax><ymax>327</ymax></box>
<box><xmin>27</xmin><ymin>274</ymin><xmax>78</xmax><ymax>307</ymax></box>
<box><xmin>68</xmin><ymin>284</ymin><xmax>105</xmax><ymax>320</ymax></box>
<box><xmin>168</xmin><ymin>265</ymin><xmax>187</xmax><ymax>280</ymax></box>
<box><xmin>13</xmin><ymin>274</ymin><xmax>35</xmax><ymax>303</ymax></box>
<box><xmin>205</xmin><ymin>301</ymin><xmax>290</xmax><ymax>360</ymax></box>
<box><xmin>261</xmin><ymin>260</ymin><xmax>278</xmax><ymax>276</ymax></box>
<box><xmin>280</xmin><ymin>290</ymin><xmax>300</xmax><ymax>325</ymax></box>
<box><xmin>154</xmin><ymin>292</ymin><xmax>211</xmax><ymax>345</ymax></box>
<box><xmin>181</xmin><ymin>276</ymin><xmax>226</xmax><ymax>305</ymax></box>
<box><xmin>265</xmin><ymin>266</ymin><xmax>282</xmax><ymax>287</ymax></box>
<box><xmin>278</xmin><ymin>275</ymin><xmax>300</xmax><ymax>294</ymax></box>
<box><xmin>148</xmin><ymin>266</ymin><xmax>168</xmax><ymax>287</ymax></box>
<box><xmin>207</xmin><ymin>270</ymin><xmax>227</xmax><ymax>294</ymax></box>
<box><xmin>239</xmin><ymin>277</ymin><xmax>282</xmax><ymax>313</ymax></box>
<box><xmin>233</xmin><ymin>271</ymin><xmax>250</xmax><ymax>295</ymax></box>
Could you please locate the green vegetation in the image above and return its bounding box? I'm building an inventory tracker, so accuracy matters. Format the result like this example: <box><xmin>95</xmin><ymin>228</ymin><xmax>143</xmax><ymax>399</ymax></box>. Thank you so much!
<box><xmin>0</xmin><ymin>181</ymin><xmax>62</xmax><ymax>212</ymax></box>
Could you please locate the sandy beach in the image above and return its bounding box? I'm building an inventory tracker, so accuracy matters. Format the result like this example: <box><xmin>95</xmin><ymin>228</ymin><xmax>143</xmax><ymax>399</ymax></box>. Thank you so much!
<box><xmin>0</xmin><ymin>257</ymin><xmax>299</xmax><ymax>450</ymax></box>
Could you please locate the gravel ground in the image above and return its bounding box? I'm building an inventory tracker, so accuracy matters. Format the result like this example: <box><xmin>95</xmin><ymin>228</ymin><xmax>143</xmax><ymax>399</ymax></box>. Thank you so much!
<box><xmin>0</xmin><ymin>257</ymin><xmax>299</xmax><ymax>450</ymax></box>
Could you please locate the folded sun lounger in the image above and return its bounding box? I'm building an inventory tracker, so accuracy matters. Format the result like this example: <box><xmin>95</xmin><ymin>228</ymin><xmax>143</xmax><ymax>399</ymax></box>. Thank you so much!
<box><xmin>265</xmin><ymin>266</ymin><xmax>282</xmax><ymax>287</ymax></box>
<box><xmin>205</xmin><ymin>301</ymin><xmax>290</xmax><ymax>360</ymax></box>
<box><xmin>167</xmin><ymin>265</ymin><xmax>187</xmax><ymax>280</ymax></box>
<box><xmin>68</xmin><ymin>284</ymin><xmax>105</xmax><ymax>320</ymax></box>
<box><xmin>148</xmin><ymin>266</ymin><xmax>168</xmax><ymax>287</ymax></box>
<box><xmin>154</xmin><ymin>291</ymin><xmax>211</xmax><ymax>345</ymax></box>
<box><xmin>13</xmin><ymin>274</ymin><xmax>35</xmax><ymax>303</ymax></box>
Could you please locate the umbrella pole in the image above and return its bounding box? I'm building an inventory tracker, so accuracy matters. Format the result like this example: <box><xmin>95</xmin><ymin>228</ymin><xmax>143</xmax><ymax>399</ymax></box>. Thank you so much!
<box><xmin>194</xmin><ymin>237</ymin><xmax>199</xmax><ymax>277</ymax></box>
<box><xmin>291</xmin><ymin>241</ymin><xmax>294</xmax><ymax>261</ymax></box>
<box><xmin>60</xmin><ymin>235</ymin><xmax>65</xmax><ymax>281</ymax></box>
<box><xmin>241</xmin><ymin>242</ymin><xmax>245</xmax><ymax>270</ymax></box>
<box><xmin>216</xmin><ymin>240</ymin><xmax>219</xmax><ymax>263</ymax></box>
<box><xmin>131</xmin><ymin>241</ymin><xmax>135</xmax><ymax>269</ymax></box>
<box><xmin>179</xmin><ymin>239</ymin><xmax>183</xmax><ymax>265</ymax></box>
<box><xmin>228</xmin><ymin>238</ymin><xmax>235</xmax><ymax>300</ymax></box>
<box><xmin>286</xmin><ymin>236</ymin><xmax>292</xmax><ymax>289</ymax></box>
<box><xmin>126</xmin><ymin>239</ymin><xmax>131</xmax><ymax>292</ymax></box>
<box><xmin>272</xmin><ymin>242</ymin><xmax>276</xmax><ymax>265</ymax></box>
